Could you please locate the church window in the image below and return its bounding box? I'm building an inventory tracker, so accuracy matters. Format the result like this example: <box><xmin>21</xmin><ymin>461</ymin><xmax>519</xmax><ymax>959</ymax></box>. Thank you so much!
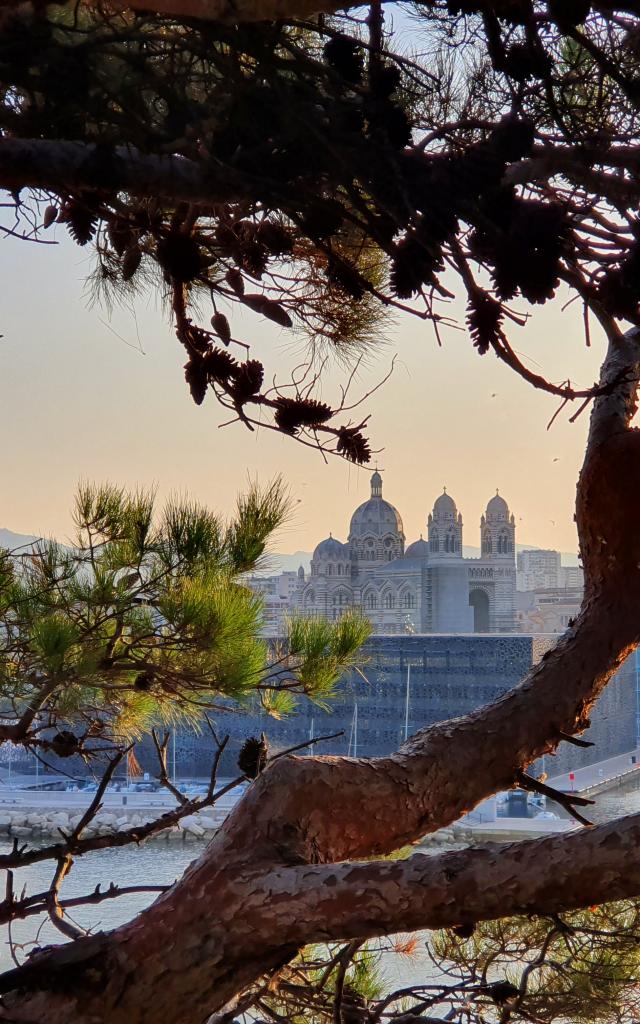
<box><xmin>383</xmin><ymin>592</ymin><xmax>396</xmax><ymax>609</ymax></box>
<box><xmin>430</xmin><ymin>531</ymin><xmax>439</xmax><ymax>552</ymax></box>
<box><xmin>337</xmin><ymin>564</ymin><xmax>343</xmax><ymax>575</ymax></box>
<box><xmin>305</xmin><ymin>590</ymin><xmax>316</xmax><ymax>605</ymax></box>
<box><xmin>402</xmin><ymin>592</ymin><xmax>416</xmax><ymax>609</ymax></box>
<box><xmin>365</xmin><ymin>592</ymin><xmax>378</xmax><ymax>610</ymax></box>
<box><xmin>483</xmin><ymin>532</ymin><xmax>492</xmax><ymax>554</ymax></box>
<box><xmin>327</xmin><ymin>564</ymin><xmax>333</xmax><ymax>575</ymax></box>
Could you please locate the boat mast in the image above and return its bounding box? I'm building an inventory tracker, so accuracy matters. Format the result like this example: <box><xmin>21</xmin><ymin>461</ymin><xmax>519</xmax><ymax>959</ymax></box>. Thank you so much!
<box><xmin>404</xmin><ymin>663</ymin><xmax>411</xmax><ymax>742</ymax></box>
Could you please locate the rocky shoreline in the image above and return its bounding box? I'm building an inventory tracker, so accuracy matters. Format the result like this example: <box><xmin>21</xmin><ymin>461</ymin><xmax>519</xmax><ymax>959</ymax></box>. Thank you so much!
<box><xmin>0</xmin><ymin>805</ymin><xmax>223</xmax><ymax>842</ymax></box>
<box><xmin>0</xmin><ymin>803</ymin><xmax>474</xmax><ymax>846</ymax></box>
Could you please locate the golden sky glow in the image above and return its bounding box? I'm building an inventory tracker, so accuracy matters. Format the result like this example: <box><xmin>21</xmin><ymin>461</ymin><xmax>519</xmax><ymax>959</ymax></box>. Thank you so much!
<box><xmin>0</xmin><ymin>236</ymin><xmax>609</xmax><ymax>557</ymax></box>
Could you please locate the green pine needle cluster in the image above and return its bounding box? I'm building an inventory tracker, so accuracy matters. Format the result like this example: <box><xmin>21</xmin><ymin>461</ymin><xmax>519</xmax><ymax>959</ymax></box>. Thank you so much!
<box><xmin>0</xmin><ymin>481</ymin><xmax>369</xmax><ymax>757</ymax></box>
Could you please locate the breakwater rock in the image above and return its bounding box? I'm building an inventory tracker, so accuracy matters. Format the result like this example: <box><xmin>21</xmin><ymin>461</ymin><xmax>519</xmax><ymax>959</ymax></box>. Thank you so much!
<box><xmin>0</xmin><ymin>806</ymin><xmax>222</xmax><ymax>842</ymax></box>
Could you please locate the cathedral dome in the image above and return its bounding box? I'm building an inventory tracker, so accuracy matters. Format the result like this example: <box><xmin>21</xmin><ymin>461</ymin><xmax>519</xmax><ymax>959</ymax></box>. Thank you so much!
<box><xmin>313</xmin><ymin>536</ymin><xmax>348</xmax><ymax>560</ymax></box>
<box><xmin>433</xmin><ymin>490</ymin><xmax>457</xmax><ymax>517</ymax></box>
<box><xmin>349</xmin><ymin>472</ymin><xmax>403</xmax><ymax>539</ymax></box>
<box><xmin>405</xmin><ymin>537</ymin><xmax>429</xmax><ymax>559</ymax></box>
<box><xmin>486</xmin><ymin>492</ymin><xmax>509</xmax><ymax>518</ymax></box>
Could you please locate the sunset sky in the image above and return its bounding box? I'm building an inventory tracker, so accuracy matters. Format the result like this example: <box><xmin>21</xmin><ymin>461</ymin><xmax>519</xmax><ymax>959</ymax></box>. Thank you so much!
<box><xmin>0</xmin><ymin>233</ymin><xmax>611</xmax><ymax>557</ymax></box>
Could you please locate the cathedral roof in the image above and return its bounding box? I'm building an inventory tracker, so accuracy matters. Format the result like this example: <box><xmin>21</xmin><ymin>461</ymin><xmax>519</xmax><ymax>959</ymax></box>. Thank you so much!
<box><xmin>349</xmin><ymin>472</ymin><xmax>403</xmax><ymax>539</ymax></box>
<box><xmin>405</xmin><ymin>537</ymin><xmax>429</xmax><ymax>558</ymax></box>
<box><xmin>433</xmin><ymin>490</ymin><xmax>457</xmax><ymax>516</ymax></box>
<box><xmin>313</xmin><ymin>536</ymin><xmax>348</xmax><ymax>560</ymax></box>
<box><xmin>486</xmin><ymin>491</ymin><xmax>509</xmax><ymax>518</ymax></box>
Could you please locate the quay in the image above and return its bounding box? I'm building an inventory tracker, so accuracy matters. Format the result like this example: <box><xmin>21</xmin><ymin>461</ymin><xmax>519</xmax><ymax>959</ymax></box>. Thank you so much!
<box><xmin>546</xmin><ymin>747</ymin><xmax>640</xmax><ymax>798</ymax></box>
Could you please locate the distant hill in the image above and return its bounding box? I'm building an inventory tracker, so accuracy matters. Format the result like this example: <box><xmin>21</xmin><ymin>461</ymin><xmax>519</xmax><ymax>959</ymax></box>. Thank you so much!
<box><xmin>0</xmin><ymin>528</ymin><xmax>40</xmax><ymax>552</ymax></box>
<box><xmin>261</xmin><ymin>551</ymin><xmax>312</xmax><ymax>574</ymax></box>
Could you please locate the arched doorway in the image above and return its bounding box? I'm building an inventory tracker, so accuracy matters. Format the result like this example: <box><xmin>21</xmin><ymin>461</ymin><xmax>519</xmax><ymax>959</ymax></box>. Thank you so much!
<box><xmin>469</xmin><ymin>589</ymin><xmax>490</xmax><ymax>632</ymax></box>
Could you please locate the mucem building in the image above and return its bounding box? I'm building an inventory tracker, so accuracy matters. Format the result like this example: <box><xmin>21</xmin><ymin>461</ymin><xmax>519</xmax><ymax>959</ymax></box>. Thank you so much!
<box><xmin>158</xmin><ymin>634</ymin><xmax>637</xmax><ymax>779</ymax></box>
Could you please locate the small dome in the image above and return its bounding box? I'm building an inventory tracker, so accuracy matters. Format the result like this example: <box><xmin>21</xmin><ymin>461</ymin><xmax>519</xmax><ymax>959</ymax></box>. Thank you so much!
<box><xmin>433</xmin><ymin>490</ymin><xmax>457</xmax><ymax>516</ymax></box>
<box><xmin>486</xmin><ymin>491</ymin><xmax>509</xmax><ymax>518</ymax></box>
<box><xmin>349</xmin><ymin>473</ymin><xmax>403</xmax><ymax>539</ymax></box>
<box><xmin>313</xmin><ymin>536</ymin><xmax>348</xmax><ymax>560</ymax></box>
<box><xmin>404</xmin><ymin>538</ymin><xmax>429</xmax><ymax>559</ymax></box>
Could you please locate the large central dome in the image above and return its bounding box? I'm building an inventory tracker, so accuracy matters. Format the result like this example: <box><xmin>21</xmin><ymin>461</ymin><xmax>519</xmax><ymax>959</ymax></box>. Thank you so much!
<box><xmin>349</xmin><ymin>472</ymin><xmax>404</xmax><ymax>539</ymax></box>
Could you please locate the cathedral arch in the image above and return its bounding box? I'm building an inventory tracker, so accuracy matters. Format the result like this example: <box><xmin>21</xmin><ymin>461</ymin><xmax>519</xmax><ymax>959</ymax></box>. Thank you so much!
<box><xmin>363</xmin><ymin>589</ymin><xmax>378</xmax><ymax>610</ymax></box>
<box><xmin>469</xmin><ymin>589</ymin><xmax>490</xmax><ymax>632</ymax></box>
<box><xmin>382</xmin><ymin>590</ymin><xmax>397</xmax><ymax>610</ymax></box>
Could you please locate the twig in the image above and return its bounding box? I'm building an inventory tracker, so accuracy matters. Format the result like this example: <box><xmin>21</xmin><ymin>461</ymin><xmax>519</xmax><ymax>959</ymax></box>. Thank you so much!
<box><xmin>46</xmin><ymin>856</ymin><xmax>85</xmax><ymax>941</ymax></box>
<box><xmin>556</xmin><ymin>730</ymin><xmax>595</xmax><ymax>748</ymax></box>
<box><xmin>67</xmin><ymin>746</ymin><xmax>131</xmax><ymax>845</ymax></box>
<box><xmin>152</xmin><ymin>728</ymin><xmax>189</xmax><ymax>805</ymax></box>
<box><xmin>515</xmin><ymin>769</ymin><xmax>595</xmax><ymax>827</ymax></box>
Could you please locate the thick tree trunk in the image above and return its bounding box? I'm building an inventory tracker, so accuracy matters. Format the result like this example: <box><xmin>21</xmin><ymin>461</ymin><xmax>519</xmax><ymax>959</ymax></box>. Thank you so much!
<box><xmin>1</xmin><ymin>339</ymin><xmax>640</xmax><ymax>1021</ymax></box>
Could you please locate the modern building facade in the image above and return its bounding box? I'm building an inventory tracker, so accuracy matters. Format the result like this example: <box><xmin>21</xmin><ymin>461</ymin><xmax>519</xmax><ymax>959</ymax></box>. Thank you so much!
<box><xmin>163</xmin><ymin>634</ymin><xmax>637</xmax><ymax>778</ymax></box>
<box><xmin>294</xmin><ymin>471</ymin><xmax>518</xmax><ymax>634</ymax></box>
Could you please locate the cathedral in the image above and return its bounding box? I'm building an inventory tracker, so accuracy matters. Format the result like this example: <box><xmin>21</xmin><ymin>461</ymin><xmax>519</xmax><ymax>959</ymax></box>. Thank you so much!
<box><xmin>294</xmin><ymin>471</ymin><xmax>517</xmax><ymax>633</ymax></box>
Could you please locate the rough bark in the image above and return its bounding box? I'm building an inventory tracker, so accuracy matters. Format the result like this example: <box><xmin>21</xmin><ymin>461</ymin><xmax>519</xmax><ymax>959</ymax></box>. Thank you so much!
<box><xmin>6</xmin><ymin>814</ymin><xmax>640</xmax><ymax>1024</ymax></box>
<box><xmin>121</xmin><ymin>0</ymin><xmax>351</xmax><ymax>22</ymax></box>
<box><xmin>1</xmin><ymin>331</ymin><xmax>640</xmax><ymax>1022</ymax></box>
<box><xmin>0</xmin><ymin>138</ymin><xmax>243</xmax><ymax>205</ymax></box>
<box><xmin>0</xmin><ymin>137</ymin><xmax>621</xmax><ymax>213</ymax></box>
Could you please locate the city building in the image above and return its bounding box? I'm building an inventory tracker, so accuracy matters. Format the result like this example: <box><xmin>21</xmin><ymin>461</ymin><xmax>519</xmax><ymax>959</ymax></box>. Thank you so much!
<box><xmin>293</xmin><ymin>471</ymin><xmax>518</xmax><ymax>633</ymax></box>
<box><xmin>515</xmin><ymin>586</ymin><xmax>583</xmax><ymax>634</ymax></box>
<box><xmin>247</xmin><ymin>571</ymin><xmax>303</xmax><ymax>635</ymax></box>
<box><xmin>517</xmin><ymin>548</ymin><xmax>584</xmax><ymax>592</ymax></box>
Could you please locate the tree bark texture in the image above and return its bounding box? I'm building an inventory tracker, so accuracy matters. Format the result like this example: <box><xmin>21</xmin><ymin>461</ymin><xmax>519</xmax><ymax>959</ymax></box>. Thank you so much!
<box><xmin>1</xmin><ymin>278</ymin><xmax>640</xmax><ymax>1020</ymax></box>
<box><xmin>120</xmin><ymin>0</ymin><xmax>349</xmax><ymax>22</ymax></box>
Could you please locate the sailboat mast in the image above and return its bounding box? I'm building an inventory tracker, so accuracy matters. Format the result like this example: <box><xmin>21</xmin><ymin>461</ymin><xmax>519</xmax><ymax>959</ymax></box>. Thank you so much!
<box><xmin>404</xmin><ymin>663</ymin><xmax>411</xmax><ymax>742</ymax></box>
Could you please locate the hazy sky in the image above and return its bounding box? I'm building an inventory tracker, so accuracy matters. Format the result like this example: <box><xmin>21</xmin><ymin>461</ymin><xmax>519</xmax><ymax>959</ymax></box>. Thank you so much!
<box><xmin>0</xmin><ymin>232</ymin><xmax>609</xmax><ymax>557</ymax></box>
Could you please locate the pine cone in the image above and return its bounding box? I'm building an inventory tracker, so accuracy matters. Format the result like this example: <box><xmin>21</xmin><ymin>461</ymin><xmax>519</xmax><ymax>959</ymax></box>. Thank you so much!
<box><xmin>211</xmin><ymin>312</ymin><xmax>232</xmax><ymax>346</ymax></box>
<box><xmin>256</xmin><ymin>221</ymin><xmax>293</xmax><ymax>255</ymax></box>
<box><xmin>157</xmin><ymin>233</ymin><xmax>202</xmax><ymax>283</ymax></box>
<box><xmin>324</xmin><ymin>35</ymin><xmax>364</xmax><ymax>84</ymax></box>
<box><xmin>202</xmin><ymin>346</ymin><xmax>238</xmax><ymax>382</ymax></box>
<box><xmin>326</xmin><ymin>257</ymin><xmax>366</xmax><ymax>300</ymax></box>
<box><xmin>489</xmin><ymin>115</ymin><xmax>536</xmax><ymax>162</ymax></box>
<box><xmin>336</xmin><ymin>427</ymin><xmax>372</xmax><ymax>464</ymax></box>
<box><xmin>184</xmin><ymin>358</ymin><xmax>208</xmax><ymax>405</ymax></box>
<box><xmin>230</xmin><ymin>360</ymin><xmax>264</xmax><ymax>403</ymax></box>
<box><xmin>274</xmin><ymin>397</ymin><xmax>334</xmax><ymax>435</ymax></box>
<box><xmin>237</xmin><ymin>734</ymin><xmax>269</xmax><ymax>778</ymax></box>
<box><xmin>467</xmin><ymin>292</ymin><xmax>503</xmax><ymax>355</ymax></box>
<box><xmin>50</xmin><ymin>730</ymin><xmax>79</xmax><ymax>758</ymax></box>
<box><xmin>122</xmin><ymin>244</ymin><xmax>142</xmax><ymax>282</ymax></box>
<box><xmin>134</xmin><ymin>671</ymin><xmax>153</xmax><ymax>692</ymax></box>
<box><xmin>60</xmin><ymin>197</ymin><xmax>99</xmax><ymax>246</ymax></box>
<box><xmin>107</xmin><ymin>218</ymin><xmax>134</xmax><ymax>257</ymax></box>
